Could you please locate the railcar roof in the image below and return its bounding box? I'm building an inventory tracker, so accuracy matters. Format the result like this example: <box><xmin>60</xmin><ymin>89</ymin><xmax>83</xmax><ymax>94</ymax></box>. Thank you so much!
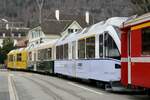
<box><xmin>122</xmin><ymin>13</ymin><xmax>150</xmax><ymax>28</ymax></box>
<box><xmin>8</xmin><ymin>50</ymin><xmax>16</xmax><ymax>55</ymax></box>
<box><xmin>55</xmin><ymin>17</ymin><xmax>127</xmax><ymax>46</ymax></box>
<box><xmin>36</xmin><ymin>39</ymin><xmax>58</xmax><ymax>50</ymax></box>
<box><xmin>17</xmin><ymin>48</ymin><xmax>24</xmax><ymax>53</ymax></box>
<box><xmin>55</xmin><ymin>17</ymin><xmax>127</xmax><ymax>53</ymax></box>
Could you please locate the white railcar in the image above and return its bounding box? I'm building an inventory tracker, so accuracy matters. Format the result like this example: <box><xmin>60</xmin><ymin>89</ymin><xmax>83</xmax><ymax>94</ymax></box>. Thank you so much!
<box><xmin>54</xmin><ymin>17</ymin><xmax>127</xmax><ymax>87</ymax></box>
<box><xmin>27</xmin><ymin>39</ymin><xmax>58</xmax><ymax>73</ymax></box>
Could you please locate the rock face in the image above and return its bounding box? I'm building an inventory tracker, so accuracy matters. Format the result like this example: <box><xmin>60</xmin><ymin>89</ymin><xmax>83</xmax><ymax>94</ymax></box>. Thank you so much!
<box><xmin>0</xmin><ymin>0</ymin><xmax>134</xmax><ymax>27</ymax></box>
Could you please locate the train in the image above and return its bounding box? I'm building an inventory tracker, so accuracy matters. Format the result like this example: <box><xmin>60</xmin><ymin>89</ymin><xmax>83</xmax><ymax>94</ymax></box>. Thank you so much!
<box><xmin>7</xmin><ymin>13</ymin><xmax>150</xmax><ymax>91</ymax></box>
<box><xmin>7</xmin><ymin>48</ymin><xmax>28</xmax><ymax>70</ymax></box>
<box><xmin>54</xmin><ymin>17</ymin><xmax>128</xmax><ymax>90</ymax></box>
<box><xmin>121</xmin><ymin>13</ymin><xmax>150</xmax><ymax>90</ymax></box>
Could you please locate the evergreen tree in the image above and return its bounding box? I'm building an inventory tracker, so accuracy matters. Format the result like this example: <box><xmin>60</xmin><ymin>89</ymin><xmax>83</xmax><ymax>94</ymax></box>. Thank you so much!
<box><xmin>0</xmin><ymin>47</ymin><xmax>4</xmax><ymax>64</ymax></box>
<box><xmin>0</xmin><ymin>38</ymin><xmax>16</xmax><ymax>64</ymax></box>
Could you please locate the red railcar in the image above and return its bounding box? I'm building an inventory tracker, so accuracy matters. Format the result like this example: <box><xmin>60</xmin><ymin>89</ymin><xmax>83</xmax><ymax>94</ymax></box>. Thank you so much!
<box><xmin>121</xmin><ymin>13</ymin><xmax>150</xmax><ymax>89</ymax></box>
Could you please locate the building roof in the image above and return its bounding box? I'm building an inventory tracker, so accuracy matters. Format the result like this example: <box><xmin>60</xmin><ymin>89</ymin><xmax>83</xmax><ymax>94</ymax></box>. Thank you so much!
<box><xmin>122</xmin><ymin>13</ymin><xmax>150</xmax><ymax>28</ymax></box>
<box><xmin>41</xmin><ymin>20</ymin><xmax>73</xmax><ymax>35</ymax></box>
<box><xmin>34</xmin><ymin>14</ymin><xmax>93</xmax><ymax>36</ymax></box>
<box><xmin>59</xmin><ymin>14</ymin><xmax>93</xmax><ymax>27</ymax></box>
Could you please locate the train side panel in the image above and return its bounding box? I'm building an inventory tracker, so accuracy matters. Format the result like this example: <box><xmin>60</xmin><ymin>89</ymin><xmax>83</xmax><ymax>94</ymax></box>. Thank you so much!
<box><xmin>131</xmin><ymin>63</ymin><xmax>150</xmax><ymax>88</ymax></box>
<box><xmin>54</xmin><ymin>59</ymin><xmax>121</xmax><ymax>82</ymax></box>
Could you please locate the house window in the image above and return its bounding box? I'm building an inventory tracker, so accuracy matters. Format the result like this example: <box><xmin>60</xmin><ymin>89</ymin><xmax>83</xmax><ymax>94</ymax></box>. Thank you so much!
<box><xmin>3</xmin><ymin>33</ymin><xmax>5</xmax><ymax>37</ymax></box>
<box><xmin>18</xmin><ymin>34</ymin><xmax>21</xmax><ymax>38</ymax></box>
<box><xmin>142</xmin><ymin>27</ymin><xmax>150</xmax><ymax>55</ymax></box>
<box><xmin>11</xmin><ymin>33</ymin><xmax>14</xmax><ymax>37</ymax></box>
<box><xmin>75</xmin><ymin>29</ymin><xmax>78</xmax><ymax>32</ymax></box>
<box><xmin>86</xmin><ymin>37</ymin><xmax>95</xmax><ymax>58</ymax></box>
<box><xmin>40</xmin><ymin>38</ymin><xmax>43</xmax><ymax>43</ymax></box>
<box><xmin>68</xmin><ymin>29</ymin><xmax>74</xmax><ymax>33</ymax></box>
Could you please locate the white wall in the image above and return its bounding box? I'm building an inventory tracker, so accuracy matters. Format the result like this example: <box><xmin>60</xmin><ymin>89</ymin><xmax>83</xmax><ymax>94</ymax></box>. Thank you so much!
<box><xmin>61</xmin><ymin>21</ymin><xmax>82</xmax><ymax>38</ymax></box>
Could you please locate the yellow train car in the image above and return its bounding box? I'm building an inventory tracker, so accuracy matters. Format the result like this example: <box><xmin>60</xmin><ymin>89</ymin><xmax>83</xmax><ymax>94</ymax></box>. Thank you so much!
<box><xmin>7</xmin><ymin>48</ymin><xmax>28</xmax><ymax>70</ymax></box>
<box><xmin>16</xmin><ymin>48</ymin><xmax>28</xmax><ymax>69</ymax></box>
<box><xmin>7</xmin><ymin>50</ymin><xmax>16</xmax><ymax>69</ymax></box>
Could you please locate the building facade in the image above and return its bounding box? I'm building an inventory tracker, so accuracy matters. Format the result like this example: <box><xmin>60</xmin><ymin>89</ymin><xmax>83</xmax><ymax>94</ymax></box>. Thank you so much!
<box><xmin>0</xmin><ymin>21</ymin><xmax>29</xmax><ymax>47</ymax></box>
<box><xmin>27</xmin><ymin>20</ymin><xmax>83</xmax><ymax>49</ymax></box>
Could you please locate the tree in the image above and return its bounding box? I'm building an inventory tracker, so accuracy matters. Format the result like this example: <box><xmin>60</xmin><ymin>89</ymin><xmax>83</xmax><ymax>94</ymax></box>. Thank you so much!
<box><xmin>131</xmin><ymin>0</ymin><xmax>150</xmax><ymax>15</ymax></box>
<box><xmin>0</xmin><ymin>47</ymin><xmax>4</xmax><ymax>64</ymax></box>
<box><xmin>0</xmin><ymin>38</ymin><xmax>16</xmax><ymax>64</ymax></box>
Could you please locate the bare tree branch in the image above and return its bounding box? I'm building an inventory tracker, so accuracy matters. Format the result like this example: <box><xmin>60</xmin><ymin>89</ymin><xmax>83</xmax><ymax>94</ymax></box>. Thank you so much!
<box><xmin>36</xmin><ymin>0</ymin><xmax>45</xmax><ymax>24</ymax></box>
<box><xmin>130</xmin><ymin>0</ymin><xmax>150</xmax><ymax>15</ymax></box>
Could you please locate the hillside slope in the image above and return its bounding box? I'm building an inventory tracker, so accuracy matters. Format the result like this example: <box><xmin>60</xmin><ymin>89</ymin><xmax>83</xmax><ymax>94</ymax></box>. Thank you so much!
<box><xmin>0</xmin><ymin>0</ymin><xmax>134</xmax><ymax>27</ymax></box>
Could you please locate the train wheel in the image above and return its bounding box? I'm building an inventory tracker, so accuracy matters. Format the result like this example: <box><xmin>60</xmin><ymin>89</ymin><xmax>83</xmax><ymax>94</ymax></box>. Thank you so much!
<box><xmin>105</xmin><ymin>83</ymin><xmax>112</xmax><ymax>91</ymax></box>
<box><xmin>146</xmin><ymin>89</ymin><xmax>150</xmax><ymax>96</ymax></box>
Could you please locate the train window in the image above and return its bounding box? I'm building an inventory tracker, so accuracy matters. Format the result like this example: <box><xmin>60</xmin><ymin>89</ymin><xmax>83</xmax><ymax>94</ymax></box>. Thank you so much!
<box><xmin>64</xmin><ymin>44</ymin><xmax>68</xmax><ymax>59</ymax></box>
<box><xmin>99</xmin><ymin>34</ymin><xmax>103</xmax><ymax>57</ymax></box>
<box><xmin>9</xmin><ymin>55</ymin><xmax>13</xmax><ymax>61</ymax></box>
<box><xmin>72</xmin><ymin>41</ymin><xmax>76</xmax><ymax>59</ymax></box>
<box><xmin>29</xmin><ymin>52</ymin><xmax>32</xmax><ymax>61</ymax></box>
<box><xmin>17</xmin><ymin>53</ymin><xmax>22</xmax><ymax>61</ymax></box>
<box><xmin>59</xmin><ymin>45</ymin><xmax>64</xmax><ymax>59</ymax></box>
<box><xmin>104</xmin><ymin>33</ymin><xmax>120</xmax><ymax>60</ymax></box>
<box><xmin>47</xmin><ymin>48</ymin><xmax>52</xmax><ymax>59</ymax></box>
<box><xmin>34</xmin><ymin>52</ymin><xmax>36</xmax><ymax>61</ymax></box>
<box><xmin>113</xmin><ymin>26</ymin><xmax>121</xmax><ymax>38</ymax></box>
<box><xmin>78</xmin><ymin>39</ymin><xmax>86</xmax><ymax>59</ymax></box>
<box><xmin>142</xmin><ymin>27</ymin><xmax>150</xmax><ymax>55</ymax></box>
<box><xmin>11</xmin><ymin>55</ymin><xmax>13</xmax><ymax>61</ymax></box>
<box><xmin>86</xmin><ymin>37</ymin><xmax>95</xmax><ymax>58</ymax></box>
<box><xmin>38</xmin><ymin>48</ymin><xmax>52</xmax><ymax>60</ymax></box>
<box><xmin>56</xmin><ymin>46</ymin><xmax>60</xmax><ymax>59</ymax></box>
<box><xmin>38</xmin><ymin>50</ymin><xmax>41</xmax><ymax>60</ymax></box>
<box><xmin>43</xmin><ymin>49</ymin><xmax>47</xmax><ymax>60</ymax></box>
<box><xmin>38</xmin><ymin>50</ymin><xmax>43</xmax><ymax>60</ymax></box>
